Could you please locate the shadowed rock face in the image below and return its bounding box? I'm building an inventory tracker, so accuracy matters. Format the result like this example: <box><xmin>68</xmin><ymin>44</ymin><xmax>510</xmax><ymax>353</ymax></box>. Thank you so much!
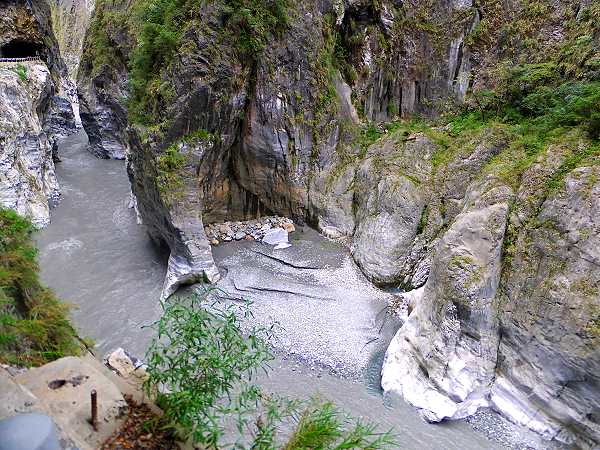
<box><xmin>492</xmin><ymin>165</ymin><xmax>600</xmax><ymax>446</ymax></box>
<box><xmin>75</xmin><ymin>0</ymin><xmax>600</xmax><ymax>446</ymax></box>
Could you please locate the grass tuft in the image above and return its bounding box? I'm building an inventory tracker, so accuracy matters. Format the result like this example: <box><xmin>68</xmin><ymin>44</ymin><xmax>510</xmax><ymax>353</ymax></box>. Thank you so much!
<box><xmin>0</xmin><ymin>208</ymin><xmax>80</xmax><ymax>367</ymax></box>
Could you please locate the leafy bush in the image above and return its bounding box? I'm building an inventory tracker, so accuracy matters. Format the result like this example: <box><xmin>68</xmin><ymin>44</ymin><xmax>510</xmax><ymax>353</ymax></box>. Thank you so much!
<box><xmin>0</xmin><ymin>208</ymin><xmax>80</xmax><ymax>366</ymax></box>
<box><xmin>128</xmin><ymin>0</ymin><xmax>190</xmax><ymax>124</ymax></box>
<box><xmin>144</xmin><ymin>289</ymin><xmax>398</xmax><ymax>448</ymax></box>
<box><xmin>13</xmin><ymin>64</ymin><xmax>27</xmax><ymax>82</ymax></box>
<box><xmin>144</xmin><ymin>290</ymin><xmax>275</xmax><ymax>446</ymax></box>
<box><xmin>284</xmin><ymin>401</ymin><xmax>397</xmax><ymax>450</ymax></box>
<box><xmin>222</xmin><ymin>0</ymin><xmax>289</xmax><ymax>58</ymax></box>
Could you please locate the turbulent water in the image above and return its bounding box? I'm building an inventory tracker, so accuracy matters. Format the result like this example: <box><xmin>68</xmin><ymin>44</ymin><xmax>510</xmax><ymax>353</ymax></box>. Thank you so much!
<box><xmin>35</xmin><ymin>131</ymin><xmax>166</xmax><ymax>356</ymax></box>
<box><xmin>34</xmin><ymin>131</ymin><xmax>545</xmax><ymax>450</ymax></box>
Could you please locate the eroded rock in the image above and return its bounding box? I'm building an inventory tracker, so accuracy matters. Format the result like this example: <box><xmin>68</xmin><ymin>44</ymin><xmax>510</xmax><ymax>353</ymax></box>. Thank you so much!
<box><xmin>382</xmin><ymin>178</ymin><xmax>513</xmax><ymax>422</ymax></box>
<box><xmin>0</xmin><ymin>63</ymin><xmax>59</xmax><ymax>226</ymax></box>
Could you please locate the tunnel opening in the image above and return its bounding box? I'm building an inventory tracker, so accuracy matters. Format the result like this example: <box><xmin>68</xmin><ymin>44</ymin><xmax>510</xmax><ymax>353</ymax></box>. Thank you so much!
<box><xmin>0</xmin><ymin>39</ymin><xmax>44</xmax><ymax>58</ymax></box>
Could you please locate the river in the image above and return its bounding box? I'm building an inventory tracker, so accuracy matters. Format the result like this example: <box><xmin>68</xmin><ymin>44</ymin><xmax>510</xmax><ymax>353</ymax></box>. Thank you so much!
<box><xmin>35</xmin><ymin>131</ymin><xmax>547</xmax><ymax>450</ymax></box>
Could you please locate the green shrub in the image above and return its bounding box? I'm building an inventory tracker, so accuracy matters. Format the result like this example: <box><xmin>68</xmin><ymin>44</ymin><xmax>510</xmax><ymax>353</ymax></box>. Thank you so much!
<box><xmin>144</xmin><ymin>290</ymin><xmax>275</xmax><ymax>446</ymax></box>
<box><xmin>128</xmin><ymin>0</ymin><xmax>189</xmax><ymax>124</ymax></box>
<box><xmin>144</xmin><ymin>289</ymin><xmax>398</xmax><ymax>448</ymax></box>
<box><xmin>155</xmin><ymin>144</ymin><xmax>186</xmax><ymax>203</ymax></box>
<box><xmin>0</xmin><ymin>208</ymin><xmax>80</xmax><ymax>366</ymax></box>
<box><xmin>222</xmin><ymin>0</ymin><xmax>289</xmax><ymax>58</ymax></box>
<box><xmin>13</xmin><ymin>64</ymin><xmax>27</xmax><ymax>82</ymax></box>
<box><xmin>128</xmin><ymin>0</ymin><xmax>289</xmax><ymax>125</ymax></box>
<box><xmin>284</xmin><ymin>400</ymin><xmax>398</xmax><ymax>450</ymax></box>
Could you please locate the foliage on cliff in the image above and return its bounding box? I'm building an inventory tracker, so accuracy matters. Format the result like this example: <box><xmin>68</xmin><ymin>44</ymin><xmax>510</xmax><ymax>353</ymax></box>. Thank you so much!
<box><xmin>357</xmin><ymin>0</ymin><xmax>600</xmax><ymax>190</ymax></box>
<box><xmin>144</xmin><ymin>290</ymin><xmax>397</xmax><ymax>448</ymax></box>
<box><xmin>0</xmin><ymin>208</ymin><xmax>80</xmax><ymax>367</ymax></box>
<box><xmin>127</xmin><ymin>0</ymin><xmax>289</xmax><ymax>125</ymax></box>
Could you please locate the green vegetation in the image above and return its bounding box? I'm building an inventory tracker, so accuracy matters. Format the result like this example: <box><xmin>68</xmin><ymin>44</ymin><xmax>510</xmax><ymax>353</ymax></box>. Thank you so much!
<box><xmin>222</xmin><ymin>0</ymin><xmax>289</xmax><ymax>58</ymax></box>
<box><xmin>144</xmin><ymin>289</ymin><xmax>398</xmax><ymax>448</ymax></box>
<box><xmin>155</xmin><ymin>144</ymin><xmax>187</xmax><ymax>203</ymax></box>
<box><xmin>358</xmin><ymin>59</ymin><xmax>600</xmax><ymax>189</ymax></box>
<box><xmin>284</xmin><ymin>401</ymin><xmax>398</xmax><ymax>450</ymax></box>
<box><xmin>127</xmin><ymin>0</ymin><xmax>289</xmax><ymax>125</ymax></box>
<box><xmin>155</xmin><ymin>130</ymin><xmax>214</xmax><ymax>203</ymax></box>
<box><xmin>144</xmin><ymin>291</ymin><xmax>274</xmax><ymax>446</ymax></box>
<box><xmin>13</xmin><ymin>64</ymin><xmax>28</xmax><ymax>82</ymax></box>
<box><xmin>85</xmin><ymin>0</ymin><xmax>130</xmax><ymax>78</ymax></box>
<box><xmin>0</xmin><ymin>208</ymin><xmax>80</xmax><ymax>367</ymax></box>
<box><xmin>127</xmin><ymin>0</ymin><xmax>189</xmax><ymax>124</ymax></box>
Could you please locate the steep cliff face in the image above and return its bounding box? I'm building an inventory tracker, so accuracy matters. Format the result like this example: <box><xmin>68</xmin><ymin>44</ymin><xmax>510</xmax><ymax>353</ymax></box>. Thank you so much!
<box><xmin>50</xmin><ymin>0</ymin><xmax>96</xmax><ymax>127</ymax></box>
<box><xmin>77</xmin><ymin>0</ymin><xmax>600</xmax><ymax>446</ymax></box>
<box><xmin>0</xmin><ymin>63</ymin><xmax>59</xmax><ymax>227</ymax></box>
<box><xmin>0</xmin><ymin>0</ymin><xmax>77</xmax><ymax>225</ymax></box>
<box><xmin>50</xmin><ymin>0</ymin><xmax>95</xmax><ymax>81</ymax></box>
<box><xmin>76</xmin><ymin>0</ymin><xmax>132</xmax><ymax>159</ymax></box>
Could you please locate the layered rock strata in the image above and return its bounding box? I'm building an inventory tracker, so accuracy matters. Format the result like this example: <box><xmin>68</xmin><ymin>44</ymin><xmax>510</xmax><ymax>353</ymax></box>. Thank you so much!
<box><xmin>0</xmin><ymin>0</ymin><xmax>77</xmax><ymax>225</ymax></box>
<box><xmin>0</xmin><ymin>63</ymin><xmax>59</xmax><ymax>226</ymax></box>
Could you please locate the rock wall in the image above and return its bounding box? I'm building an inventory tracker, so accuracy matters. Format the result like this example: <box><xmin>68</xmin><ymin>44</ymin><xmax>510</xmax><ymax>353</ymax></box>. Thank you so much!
<box><xmin>50</xmin><ymin>0</ymin><xmax>96</xmax><ymax>127</ymax></box>
<box><xmin>0</xmin><ymin>63</ymin><xmax>59</xmax><ymax>226</ymax></box>
<box><xmin>0</xmin><ymin>0</ymin><xmax>77</xmax><ymax>226</ymax></box>
<box><xmin>76</xmin><ymin>0</ymin><xmax>133</xmax><ymax>159</ymax></box>
<box><xmin>75</xmin><ymin>0</ymin><xmax>600</xmax><ymax>446</ymax></box>
<box><xmin>380</xmin><ymin>134</ymin><xmax>600</xmax><ymax>448</ymax></box>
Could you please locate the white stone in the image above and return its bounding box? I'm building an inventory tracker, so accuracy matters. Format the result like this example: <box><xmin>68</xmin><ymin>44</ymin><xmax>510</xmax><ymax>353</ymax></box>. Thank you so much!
<box><xmin>262</xmin><ymin>227</ymin><xmax>289</xmax><ymax>246</ymax></box>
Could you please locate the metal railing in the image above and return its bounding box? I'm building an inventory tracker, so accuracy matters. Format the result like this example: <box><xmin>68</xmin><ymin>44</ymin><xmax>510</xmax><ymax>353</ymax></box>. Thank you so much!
<box><xmin>0</xmin><ymin>56</ymin><xmax>42</xmax><ymax>63</ymax></box>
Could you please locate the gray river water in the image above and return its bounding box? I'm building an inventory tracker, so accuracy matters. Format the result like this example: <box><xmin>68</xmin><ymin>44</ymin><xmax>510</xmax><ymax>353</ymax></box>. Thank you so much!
<box><xmin>34</xmin><ymin>131</ymin><xmax>539</xmax><ymax>449</ymax></box>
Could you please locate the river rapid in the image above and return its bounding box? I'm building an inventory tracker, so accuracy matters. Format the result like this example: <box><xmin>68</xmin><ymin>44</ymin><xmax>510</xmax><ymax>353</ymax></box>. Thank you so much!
<box><xmin>35</xmin><ymin>131</ymin><xmax>547</xmax><ymax>450</ymax></box>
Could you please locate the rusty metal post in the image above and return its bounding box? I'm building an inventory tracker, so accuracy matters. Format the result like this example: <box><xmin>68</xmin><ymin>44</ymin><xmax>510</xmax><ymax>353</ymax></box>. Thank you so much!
<box><xmin>90</xmin><ymin>389</ymin><xmax>98</xmax><ymax>431</ymax></box>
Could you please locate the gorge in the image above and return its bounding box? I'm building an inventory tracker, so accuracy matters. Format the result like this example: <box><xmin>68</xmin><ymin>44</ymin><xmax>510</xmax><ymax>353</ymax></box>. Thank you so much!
<box><xmin>0</xmin><ymin>0</ymin><xmax>599</xmax><ymax>449</ymax></box>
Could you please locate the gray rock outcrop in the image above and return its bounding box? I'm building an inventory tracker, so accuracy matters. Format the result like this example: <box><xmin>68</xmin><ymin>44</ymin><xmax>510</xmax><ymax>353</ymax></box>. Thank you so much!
<box><xmin>0</xmin><ymin>0</ymin><xmax>78</xmax><ymax>225</ymax></box>
<box><xmin>0</xmin><ymin>63</ymin><xmax>59</xmax><ymax>226</ymax></box>
<box><xmin>382</xmin><ymin>178</ymin><xmax>513</xmax><ymax>421</ymax></box>
<box><xmin>382</xmin><ymin>152</ymin><xmax>600</xmax><ymax>448</ymax></box>
<box><xmin>491</xmin><ymin>164</ymin><xmax>600</xmax><ymax>446</ymax></box>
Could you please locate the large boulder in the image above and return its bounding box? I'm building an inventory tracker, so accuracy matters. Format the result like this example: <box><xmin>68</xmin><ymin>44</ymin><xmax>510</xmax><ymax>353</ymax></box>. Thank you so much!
<box><xmin>382</xmin><ymin>178</ymin><xmax>513</xmax><ymax>421</ymax></box>
<box><xmin>352</xmin><ymin>133</ymin><xmax>434</xmax><ymax>285</ymax></box>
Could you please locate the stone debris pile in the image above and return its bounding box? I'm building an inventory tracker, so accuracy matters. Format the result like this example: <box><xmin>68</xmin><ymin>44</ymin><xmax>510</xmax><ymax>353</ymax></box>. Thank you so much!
<box><xmin>204</xmin><ymin>216</ymin><xmax>296</xmax><ymax>246</ymax></box>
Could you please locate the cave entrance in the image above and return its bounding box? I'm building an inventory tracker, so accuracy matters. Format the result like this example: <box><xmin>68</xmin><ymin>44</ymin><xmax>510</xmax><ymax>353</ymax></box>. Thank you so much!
<box><xmin>0</xmin><ymin>40</ymin><xmax>44</xmax><ymax>58</ymax></box>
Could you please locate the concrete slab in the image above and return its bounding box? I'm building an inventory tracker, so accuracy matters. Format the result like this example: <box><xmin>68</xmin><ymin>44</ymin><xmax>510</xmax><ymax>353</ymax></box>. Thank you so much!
<box><xmin>15</xmin><ymin>356</ymin><xmax>127</xmax><ymax>450</ymax></box>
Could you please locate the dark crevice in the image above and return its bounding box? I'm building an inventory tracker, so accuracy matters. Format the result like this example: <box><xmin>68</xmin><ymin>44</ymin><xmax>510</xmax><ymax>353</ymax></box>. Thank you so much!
<box><xmin>0</xmin><ymin>39</ymin><xmax>44</xmax><ymax>58</ymax></box>
<box><xmin>250</xmin><ymin>249</ymin><xmax>322</xmax><ymax>270</ymax></box>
